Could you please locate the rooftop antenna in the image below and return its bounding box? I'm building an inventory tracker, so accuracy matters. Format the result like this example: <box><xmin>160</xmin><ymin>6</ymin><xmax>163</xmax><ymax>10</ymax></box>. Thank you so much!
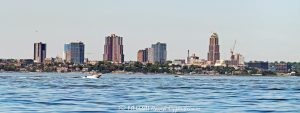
<box><xmin>187</xmin><ymin>50</ymin><xmax>190</xmax><ymax>64</ymax></box>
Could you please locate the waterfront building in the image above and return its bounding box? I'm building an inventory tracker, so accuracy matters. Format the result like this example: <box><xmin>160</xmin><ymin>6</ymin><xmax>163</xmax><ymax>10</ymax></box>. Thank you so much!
<box><xmin>151</xmin><ymin>42</ymin><xmax>167</xmax><ymax>64</ymax></box>
<box><xmin>103</xmin><ymin>34</ymin><xmax>124</xmax><ymax>63</ymax></box>
<box><xmin>268</xmin><ymin>63</ymin><xmax>277</xmax><ymax>72</ymax></box>
<box><xmin>44</xmin><ymin>57</ymin><xmax>63</xmax><ymax>64</ymax></box>
<box><xmin>137</xmin><ymin>50</ymin><xmax>143</xmax><ymax>63</ymax></box>
<box><xmin>247</xmin><ymin>61</ymin><xmax>269</xmax><ymax>71</ymax></box>
<box><xmin>275</xmin><ymin>63</ymin><xmax>289</xmax><ymax>73</ymax></box>
<box><xmin>17</xmin><ymin>59</ymin><xmax>34</xmax><ymax>67</ymax></box>
<box><xmin>228</xmin><ymin>53</ymin><xmax>245</xmax><ymax>68</ymax></box>
<box><xmin>172</xmin><ymin>59</ymin><xmax>185</xmax><ymax>65</ymax></box>
<box><xmin>215</xmin><ymin>60</ymin><xmax>227</xmax><ymax>67</ymax></box>
<box><xmin>64</xmin><ymin>42</ymin><xmax>85</xmax><ymax>64</ymax></box>
<box><xmin>86</xmin><ymin>60</ymin><xmax>99</xmax><ymax>65</ymax></box>
<box><xmin>187</xmin><ymin>53</ymin><xmax>208</xmax><ymax>67</ymax></box>
<box><xmin>146</xmin><ymin>48</ymin><xmax>154</xmax><ymax>64</ymax></box>
<box><xmin>0</xmin><ymin>59</ymin><xmax>17</xmax><ymax>64</ymax></box>
<box><xmin>44</xmin><ymin>58</ymin><xmax>54</xmax><ymax>64</ymax></box>
<box><xmin>137</xmin><ymin>49</ymin><xmax>146</xmax><ymax>63</ymax></box>
<box><xmin>207</xmin><ymin>33</ymin><xmax>220</xmax><ymax>64</ymax></box>
<box><xmin>137</xmin><ymin>49</ymin><xmax>149</xmax><ymax>63</ymax></box>
<box><xmin>235</xmin><ymin>54</ymin><xmax>245</xmax><ymax>66</ymax></box>
<box><xmin>34</xmin><ymin>42</ymin><xmax>46</xmax><ymax>63</ymax></box>
<box><xmin>18</xmin><ymin>59</ymin><xmax>34</xmax><ymax>65</ymax></box>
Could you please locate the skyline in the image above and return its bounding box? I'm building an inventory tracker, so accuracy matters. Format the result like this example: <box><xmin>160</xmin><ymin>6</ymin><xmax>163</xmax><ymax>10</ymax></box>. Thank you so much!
<box><xmin>0</xmin><ymin>0</ymin><xmax>299</xmax><ymax>62</ymax></box>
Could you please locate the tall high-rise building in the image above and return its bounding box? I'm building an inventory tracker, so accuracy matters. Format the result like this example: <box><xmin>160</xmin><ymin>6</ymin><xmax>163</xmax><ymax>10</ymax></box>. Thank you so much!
<box><xmin>146</xmin><ymin>48</ymin><xmax>154</xmax><ymax>64</ymax></box>
<box><xmin>137</xmin><ymin>49</ymin><xmax>149</xmax><ymax>63</ymax></box>
<box><xmin>103</xmin><ymin>34</ymin><xmax>124</xmax><ymax>63</ymax></box>
<box><xmin>207</xmin><ymin>33</ymin><xmax>220</xmax><ymax>64</ymax></box>
<box><xmin>64</xmin><ymin>42</ymin><xmax>85</xmax><ymax>64</ymax></box>
<box><xmin>34</xmin><ymin>42</ymin><xmax>46</xmax><ymax>63</ymax></box>
<box><xmin>137</xmin><ymin>50</ymin><xmax>144</xmax><ymax>63</ymax></box>
<box><xmin>152</xmin><ymin>42</ymin><xmax>167</xmax><ymax>64</ymax></box>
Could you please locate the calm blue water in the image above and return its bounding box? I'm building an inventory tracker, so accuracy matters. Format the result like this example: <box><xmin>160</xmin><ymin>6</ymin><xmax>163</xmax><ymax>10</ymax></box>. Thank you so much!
<box><xmin>0</xmin><ymin>73</ymin><xmax>300</xmax><ymax>113</ymax></box>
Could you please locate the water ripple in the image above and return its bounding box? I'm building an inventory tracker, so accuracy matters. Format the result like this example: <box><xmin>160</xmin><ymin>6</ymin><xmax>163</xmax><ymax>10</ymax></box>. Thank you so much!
<box><xmin>0</xmin><ymin>73</ymin><xmax>299</xmax><ymax>113</ymax></box>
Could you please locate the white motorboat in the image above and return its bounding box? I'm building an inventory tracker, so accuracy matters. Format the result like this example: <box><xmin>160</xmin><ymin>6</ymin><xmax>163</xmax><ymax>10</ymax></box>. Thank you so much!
<box><xmin>83</xmin><ymin>73</ymin><xmax>102</xmax><ymax>79</ymax></box>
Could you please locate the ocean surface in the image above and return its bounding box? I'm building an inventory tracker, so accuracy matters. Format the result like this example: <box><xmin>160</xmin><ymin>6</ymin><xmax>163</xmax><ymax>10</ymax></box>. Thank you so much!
<box><xmin>0</xmin><ymin>73</ymin><xmax>300</xmax><ymax>113</ymax></box>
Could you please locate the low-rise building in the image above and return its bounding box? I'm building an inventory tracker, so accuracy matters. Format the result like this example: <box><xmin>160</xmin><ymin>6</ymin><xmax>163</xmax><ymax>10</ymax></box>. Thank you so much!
<box><xmin>215</xmin><ymin>60</ymin><xmax>227</xmax><ymax>67</ymax></box>
<box><xmin>172</xmin><ymin>59</ymin><xmax>185</xmax><ymax>65</ymax></box>
<box><xmin>187</xmin><ymin>54</ymin><xmax>208</xmax><ymax>67</ymax></box>
<box><xmin>247</xmin><ymin>61</ymin><xmax>269</xmax><ymax>71</ymax></box>
<box><xmin>275</xmin><ymin>63</ymin><xmax>288</xmax><ymax>73</ymax></box>
<box><xmin>45</xmin><ymin>58</ymin><xmax>54</xmax><ymax>64</ymax></box>
<box><xmin>87</xmin><ymin>60</ymin><xmax>99</xmax><ymax>65</ymax></box>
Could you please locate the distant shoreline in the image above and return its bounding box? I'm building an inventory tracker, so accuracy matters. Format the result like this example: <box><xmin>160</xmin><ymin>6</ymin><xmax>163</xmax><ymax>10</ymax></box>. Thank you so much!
<box><xmin>0</xmin><ymin>71</ymin><xmax>297</xmax><ymax>77</ymax></box>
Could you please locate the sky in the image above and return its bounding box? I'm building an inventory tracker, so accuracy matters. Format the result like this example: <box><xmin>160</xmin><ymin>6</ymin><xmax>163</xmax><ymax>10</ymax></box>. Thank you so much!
<box><xmin>0</xmin><ymin>0</ymin><xmax>299</xmax><ymax>62</ymax></box>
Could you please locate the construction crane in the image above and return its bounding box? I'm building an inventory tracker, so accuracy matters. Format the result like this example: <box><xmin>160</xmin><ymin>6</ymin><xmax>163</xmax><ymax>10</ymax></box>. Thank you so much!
<box><xmin>230</xmin><ymin>40</ymin><xmax>237</xmax><ymax>61</ymax></box>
